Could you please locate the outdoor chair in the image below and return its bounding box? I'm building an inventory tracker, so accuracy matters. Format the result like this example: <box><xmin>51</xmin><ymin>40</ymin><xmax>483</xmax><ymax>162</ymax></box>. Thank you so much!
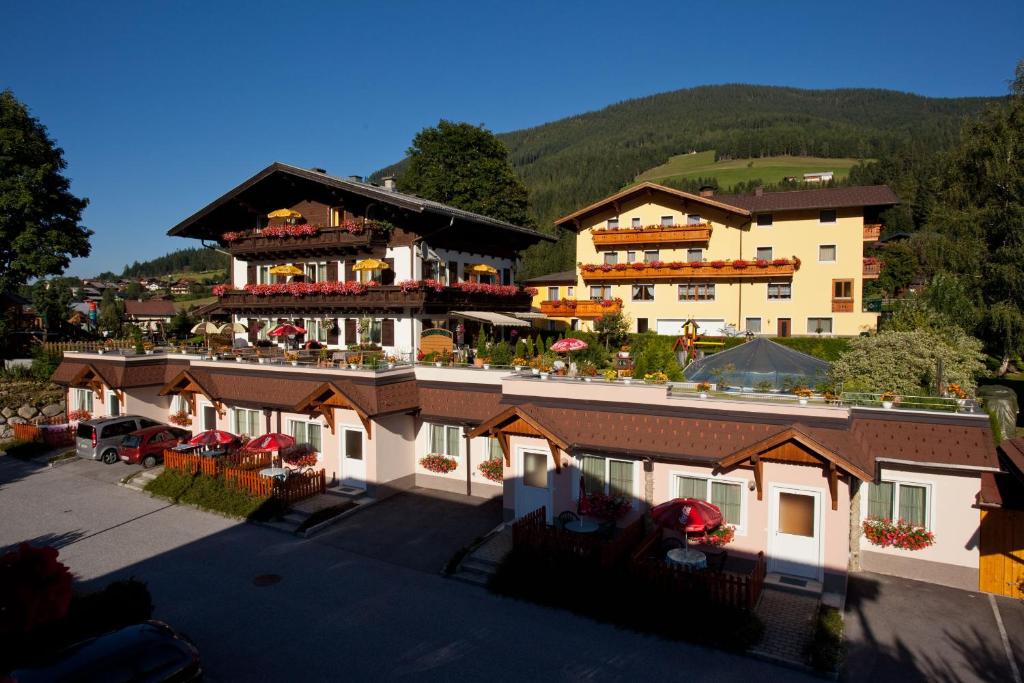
<box><xmin>556</xmin><ymin>510</ymin><xmax>579</xmax><ymax>530</ymax></box>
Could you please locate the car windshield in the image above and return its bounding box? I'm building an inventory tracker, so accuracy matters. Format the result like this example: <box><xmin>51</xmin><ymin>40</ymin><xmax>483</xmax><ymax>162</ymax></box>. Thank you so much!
<box><xmin>121</xmin><ymin>435</ymin><xmax>142</xmax><ymax>448</ymax></box>
<box><xmin>76</xmin><ymin>424</ymin><xmax>94</xmax><ymax>439</ymax></box>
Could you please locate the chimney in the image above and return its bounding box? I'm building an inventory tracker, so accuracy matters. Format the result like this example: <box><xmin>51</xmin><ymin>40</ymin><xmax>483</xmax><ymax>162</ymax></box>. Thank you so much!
<box><xmin>348</xmin><ymin>175</ymin><xmax>363</xmax><ymax>182</ymax></box>
<box><xmin>699</xmin><ymin>185</ymin><xmax>715</xmax><ymax>198</ymax></box>
<box><xmin>754</xmin><ymin>186</ymin><xmax>764</xmax><ymax>197</ymax></box>
<box><xmin>311</xmin><ymin>167</ymin><xmax>327</xmax><ymax>174</ymax></box>
<box><xmin>382</xmin><ymin>176</ymin><xmax>396</xmax><ymax>191</ymax></box>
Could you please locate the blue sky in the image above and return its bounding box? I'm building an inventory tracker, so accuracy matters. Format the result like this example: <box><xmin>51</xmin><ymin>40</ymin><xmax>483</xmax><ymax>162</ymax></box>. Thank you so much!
<box><xmin>3</xmin><ymin>0</ymin><xmax>1022</xmax><ymax>277</ymax></box>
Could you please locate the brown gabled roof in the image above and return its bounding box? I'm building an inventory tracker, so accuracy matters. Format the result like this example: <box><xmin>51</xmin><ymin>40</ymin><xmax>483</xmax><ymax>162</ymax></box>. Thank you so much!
<box><xmin>851</xmin><ymin>415</ymin><xmax>998</xmax><ymax>471</ymax></box>
<box><xmin>419</xmin><ymin>383</ymin><xmax>504</xmax><ymax>425</ymax></box>
<box><xmin>554</xmin><ymin>182</ymin><xmax>751</xmax><ymax>228</ymax></box>
<box><xmin>977</xmin><ymin>471</ymin><xmax>1024</xmax><ymax>510</ymax></box>
<box><xmin>124</xmin><ymin>300</ymin><xmax>177</xmax><ymax>317</ymax></box>
<box><xmin>714</xmin><ymin>185</ymin><xmax>898</xmax><ymax>213</ymax></box>
<box><xmin>52</xmin><ymin>358</ymin><xmax>188</xmax><ymax>388</ymax></box>
<box><xmin>718</xmin><ymin>424</ymin><xmax>873</xmax><ymax>481</ymax></box>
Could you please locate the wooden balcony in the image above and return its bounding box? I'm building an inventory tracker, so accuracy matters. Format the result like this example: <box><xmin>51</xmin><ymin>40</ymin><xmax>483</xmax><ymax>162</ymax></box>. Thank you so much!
<box><xmin>540</xmin><ymin>299</ymin><xmax>622</xmax><ymax>319</ymax></box>
<box><xmin>215</xmin><ymin>285</ymin><xmax>532</xmax><ymax>314</ymax></box>
<box><xmin>863</xmin><ymin>224</ymin><xmax>882</xmax><ymax>241</ymax></box>
<box><xmin>580</xmin><ymin>259</ymin><xmax>798</xmax><ymax>282</ymax></box>
<box><xmin>592</xmin><ymin>224</ymin><xmax>711</xmax><ymax>247</ymax></box>
<box><xmin>863</xmin><ymin>259</ymin><xmax>881</xmax><ymax>279</ymax></box>
<box><xmin>832</xmin><ymin>299</ymin><xmax>854</xmax><ymax>313</ymax></box>
<box><xmin>225</xmin><ymin>228</ymin><xmax>380</xmax><ymax>259</ymax></box>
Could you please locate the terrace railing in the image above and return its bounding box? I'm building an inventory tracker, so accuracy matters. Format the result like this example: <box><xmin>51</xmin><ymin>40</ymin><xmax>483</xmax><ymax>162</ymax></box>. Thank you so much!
<box><xmin>11</xmin><ymin>421</ymin><xmax>75</xmax><ymax>447</ymax></box>
<box><xmin>162</xmin><ymin>449</ymin><xmax>325</xmax><ymax>504</ymax></box>
<box><xmin>511</xmin><ymin>506</ymin><xmax>645</xmax><ymax>569</ymax></box>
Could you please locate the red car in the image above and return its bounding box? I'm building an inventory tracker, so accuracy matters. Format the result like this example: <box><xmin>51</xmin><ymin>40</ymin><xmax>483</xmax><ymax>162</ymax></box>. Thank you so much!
<box><xmin>118</xmin><ymin>426</ymin><xmax>191</xmax><ymax>468</ymax></box>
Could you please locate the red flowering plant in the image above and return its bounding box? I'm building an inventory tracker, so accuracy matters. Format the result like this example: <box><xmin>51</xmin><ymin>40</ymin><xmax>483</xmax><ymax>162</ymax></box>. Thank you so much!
<box><xmin>168</xmin><ymin>410</ymin><xmax>192</xmax><ymax>427</ymax></box>
<box><xmin>755</xmin><ymin>259</ymin><xmax>770</xmax><ymax>268</ymax></box>
<box><xmin>580</xmin><ymin>264</ymin><xmax>597</xmax><ymax>273</ymax></box>
<box><xmin>648</xmin><ymin>260</ymin><xmax>665</xmax><ymax>268</ymax></box>
<box><xmin>771</xmin><ymin>258</ymin><xmax>790</xmax><ymax>266</ymax></box>
<box><xmin>631</xmin><ymin>261</ymin><xmax>647</xmax><ymax>270</ymax></box>
<box><xmin>450</xmin><ymin>282</ymin><xmax>523</xmax><ymax>297</ymax></box>
<box><xmin>478</xmin><ymin>458</ymin><xmax>503</xmax><ymax>482</ymax></box>
<box><xmin>693</xmin><ymin>524</ymin><xmax>735</xmax><ymax>547</ymax></box>
<box><xmin>0</xmin><ymin>543</ymin><xmax>74</xmax><ymax>636</ymax></box>
<box><xmin>524</xmin><ymin>287</ymin><xmax>538</xmax><ymax>296</ymax></box>
<box><xmin>420</xmin><ymin>454</ymin><xmax>458</xmax><ymax>474</ymax></box>
<box><xmin>709</xmin><ymin>260</ymin><xmax>726</xmax><ymax>269</ymax></box>
<box><xmin>582</xmin><ymin>492</ymin><xmax>632</xmax><ymax>521</ymax></box>
<box><xmin>732</xmin><ymin>259</ymin><xmax>749</xmax><ymax>269</ymax></box>
<box><xmin>862</xmin><ymin>517</ymin><xmax>935</xmax><ymax>550</ymax></box>
<box><xmin>283</xmin><ymin>443</ymin><xmax>318</xmax><ymax>468</ymax></box>
<box><xmin>600</xmin><ymin>297</ymin><xmax>622</xmax><ymax>307</ymax></box>
<box><xmin>66</xmin><ymin>409</ymin><xmax>91</xmax><ymax>422</ymax></box>
<box><xmin>613</xmin><ymin>262</ymin><xmax>629</xmax><ymax>271</ymax></box>
<box><xmin>211</xmin><ymin>284</ymin><xmax>228</xmax><ymax>297</ymax></box>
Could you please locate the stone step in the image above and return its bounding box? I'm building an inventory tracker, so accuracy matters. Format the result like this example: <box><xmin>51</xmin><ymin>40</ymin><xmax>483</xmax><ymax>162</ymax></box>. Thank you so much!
<box><xmin>461</xmin><ymin>557</ymin><xmax>500</xmax><ymax>573</ymax></box>
<box><xmin>450</xmin><ymin>570</ymin><xmax>490</xmax><ymax>587</ymax></box>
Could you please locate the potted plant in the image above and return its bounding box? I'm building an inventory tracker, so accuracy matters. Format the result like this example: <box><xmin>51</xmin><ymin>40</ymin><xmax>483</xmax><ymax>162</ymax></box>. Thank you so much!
<box><xmin>513</xmin><ymin>356</ymin><xmax>527</xmax><ymax>371</ymax></box>
<box><xmin>168</xmin><ymin>410</ymin><xmax>191</xmax><ymax>427</ymax></box>
<box><xmin>794</xmin><ymin>386</ymin><xmax>814</xmax><ymax>405</ymax></box>
<box><xmin>285</xmin><ymin>352</ymin><xmax>299</xmax><ymax>367</ymax></box>
<box><xmin>880</xmin><ymin>391</ymin><xmax>897</xmax><ymax>409</ymax></box>
<box><xmin>643</xmin><ymin>371</ymin><xmax>669</xmax><ymax>385</ymax></box>
<box><xmin>696</xmin><ymin>381</ymin><xmax>711</xmax><ymax>398</ymax></box>
<box><xmin>603</xmin><ymin>368</ymin><xmax>618</xmax><ymax>383</ymax></box>
<box><xmin>481</xmin><ymin>357</ymin><xmax>491</xmax><ymax>370</ymax></box>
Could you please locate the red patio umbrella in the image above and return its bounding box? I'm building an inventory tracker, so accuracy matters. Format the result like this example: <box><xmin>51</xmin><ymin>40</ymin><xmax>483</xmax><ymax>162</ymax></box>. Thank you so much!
<box><xmin>241</xmin><ymin>432</ymin><xmax>296</xmax><ymax>452</ymax></box>
<box><xmin>268</xmin><ymin>324</ymin><xmax>307</xmax><ymax>337</ymax></box>
<box><xmin>650</xmin><ymin>497</ymin><xmax>723</xmax><ymax>547</ymax></box>
<box><xmin>189</xmin><ymin>430</ymin><xmax>238</xmax><ymax>447</ymax></box>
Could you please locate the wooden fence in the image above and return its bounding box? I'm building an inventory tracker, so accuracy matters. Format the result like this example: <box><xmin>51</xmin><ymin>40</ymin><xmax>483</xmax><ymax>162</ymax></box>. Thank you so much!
<box><xmin>629</xmin><ymin>528</ymin><xmax>767</xmax><ymax>611</ymax></box>
<box><xmin>162</xmin><ymin>448</ymin><xmax>325</xmax><ymax>504</ymax></box>
<box><xmin>511</xmin><ymin>506</ymin><xmax>645</xmax><ymax>569</ymax></box>
<box><xmin>11</xmin><ymin>422</ymin><xmax>76</xmax><ymax>448</ymax></box>
<box><xmin>42</xmin><ymin>339</ymin><xmax>134</xmax><ymax>353</ymax></box>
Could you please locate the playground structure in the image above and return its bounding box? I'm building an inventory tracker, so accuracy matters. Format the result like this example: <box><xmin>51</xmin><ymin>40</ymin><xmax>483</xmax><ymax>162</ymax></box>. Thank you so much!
<box><xmin>671</xmin><ymin>319</ymin><xmax>725</xmax><ymax>368</ymax></box>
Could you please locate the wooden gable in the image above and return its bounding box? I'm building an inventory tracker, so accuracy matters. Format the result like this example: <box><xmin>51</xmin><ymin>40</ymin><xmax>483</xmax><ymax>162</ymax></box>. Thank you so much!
<box><xmin>293</xmin><ymin>382</ymin><xmax>372</xmax><ymax>439</ymax></box>
<box><xmin>69</xmin><ymin>364</ymin><xmax>110</xmax><ymax>402</ymax></box>
<box><xmin>158</xmin><ymin>370</ymin><xmax>223</xmax><ymax>417</ymax></box>
<box><xmin>467</xmin><ymin>406</ymin><xmax>568</xmax><ymax>472</ymax></box>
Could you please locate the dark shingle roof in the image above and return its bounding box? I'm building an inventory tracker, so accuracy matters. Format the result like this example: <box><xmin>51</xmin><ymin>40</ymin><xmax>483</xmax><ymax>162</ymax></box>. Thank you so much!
<box><xmin>519</xmin><ymin>270</ymin><xmax>577</xmax><ymax>285</ymax></box>
<box><xmin>714</xmin><ymin>185</ymin><xmax>899</xmax><ymax>213</ymax></box>
<box><xmin>124</xmin><ymin>300</ymin><xmax>177</xmax><ymax>317</ymax></box>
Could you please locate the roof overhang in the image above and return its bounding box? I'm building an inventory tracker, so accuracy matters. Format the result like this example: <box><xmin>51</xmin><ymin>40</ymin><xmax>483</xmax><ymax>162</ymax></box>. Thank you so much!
<box><xmin>451</xmin><ymin>311</ymin><xmax>531</xmax><ymax>327</ymax></box>
<box><xmin>554</xmin><ymin>181</ymin><xmax>751</xmax><ymax>229</ymax></box>
<box><xmin>158</xmin><ymin>369</ymin><xmax>221</xmax><ymax>415</ymax></box>
<box><xmin>468</xmin><ymin>405</ymin><xmax>569</xmax><ymax>471</ymax></box>
<box><xmin>292</xmin><ymin>381</ymin><xmax>373</xmax><ymax>437</ymax></box>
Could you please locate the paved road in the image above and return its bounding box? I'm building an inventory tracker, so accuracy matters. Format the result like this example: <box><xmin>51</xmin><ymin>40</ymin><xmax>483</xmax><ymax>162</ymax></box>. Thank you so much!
<box><xmin>0</xmin><ymin>455</ymin><xmax>817</xmax><ymax>682</ymax></box>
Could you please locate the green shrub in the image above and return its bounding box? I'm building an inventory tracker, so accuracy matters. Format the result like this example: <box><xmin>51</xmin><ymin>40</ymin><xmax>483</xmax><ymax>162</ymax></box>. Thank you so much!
<box><xmin>144</xmin><ymin>469</ymin><xmax>195</xmax><ymax>501</ymax></box>
<box><xmin>179</xmin><ymin>474</ymin><xmax>269</xmax><ymax>518</ymax></box>
<box><xmin>31</xmin><ymin>347</ymin><xmax>62</xmax><ymax>382</ymax></box>
<box><xmin>489</xmin><ymin>341</ymin><xmax>514</xmax><ymax>366</ymax></box>
<box><xmin>807</xmin><ymin>605</ymin><xmax>845</xmax><ymax>672</ymax></box>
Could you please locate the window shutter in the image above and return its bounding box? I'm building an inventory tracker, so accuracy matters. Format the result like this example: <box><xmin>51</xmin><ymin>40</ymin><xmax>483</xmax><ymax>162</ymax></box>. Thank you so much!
<box><xmin>381</xmin><ymin>258</ymin><xmax>395</xmax><ymax>285</ymax></box>
<box><xmin>247</xmin><ymin>318</ymin><xmax>258</xmax><ymax>343</ymax></box>
<box><xmin>344</xmin><ymin>259</ymin><xmax>355</xmax><ymax>281</ymax></box>
<box><xmin>327</xmin><ymin>318</ymin><xmax>339</xmax><ymax>344</ymax></box>
<box><xmin>381</xmin><ymin>318</ymin><xmax>395</xmax><ymax>346</ymax></box>
<box><xmin>247</xmin><ymin>263</ymin><xmax>256</xmax><ymax>285</ymax></box>
<box><xmin>344</xmin><ymin>318</ymin><xmax>356</xmax><ymax>344</ymax></box>
<box><xmin>502</xmin><ymin>268</ymin><xmax>511</xmax><ymax>285</ymax></box>
<box><xmin>326</xmin><ymin>261</ymin><xmax>338</xmax><ymax>282</ymax></box>
<box><xmin>448</xmin><ymin>261</ymin><xmax>459</xmax><ymax>283</ymax></box>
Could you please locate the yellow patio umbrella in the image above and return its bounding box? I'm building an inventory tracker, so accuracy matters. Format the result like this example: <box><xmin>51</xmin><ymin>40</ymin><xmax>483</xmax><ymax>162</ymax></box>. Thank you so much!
<box><xmin>269</xmin><ymin>264</ymin><xmax>305</xmax><ymax>276</ymax></box>
<box><xmin>267</xmin><ymin>208</ymin><xmax>303</xmax><ymax>219</ymax></box>
<box><xmin>352</xmin><ymin>258</ymin><xmax>389</xmax><ymax>271</ymax></box>
<box><xmin>467</xmin><ymin>263</ymin><xmax>498</xmax><ymax>274</ymax></box>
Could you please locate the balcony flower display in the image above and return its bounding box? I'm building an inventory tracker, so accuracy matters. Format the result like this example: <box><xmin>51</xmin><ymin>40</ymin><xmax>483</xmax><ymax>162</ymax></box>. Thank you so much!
<box><xmin>643</xmin><ymin>371</ymin><xmax>669</xmax><ymax>384</ymax></box>
<box><xmin>420</xmin><ymin>454</ymin><xmax>458</xmax><ymax>474</ymax></box>
<box><xmin>67</xmin><ymin>409</ymin><xmax>91</xmax><ymax>422</ymax></box>
<box><xmin>478</xmin><ymin>458</ymin><xmax>504</xmax><ymax>482</ymax></box>
<box><xmin>581</xmin><ymin>492</ymin><xmax>632</xmax><ymax>520</ymax></box>
<box><xmin>283</xmin><ymin>443</ymin><xmax>318</xmax><ymax>468</ymax></box>
<box><xmin>862</xmin><ymin>518</ymin><xmax>935</xmax><ymax>550</ymax></box>
<box><xmin>580</xmin><ymin>257</ymin><xmax>799</xmax><ymax>276</ymax></box>
<box><xmin>168</xmin><ymin>410</ymin><xmax>192</xmax><ymax>427</ymax></box>
<box><xmin>220</xmin><ymin>220</ymin><xmax>391</xmax><ymax>243</ymax></box>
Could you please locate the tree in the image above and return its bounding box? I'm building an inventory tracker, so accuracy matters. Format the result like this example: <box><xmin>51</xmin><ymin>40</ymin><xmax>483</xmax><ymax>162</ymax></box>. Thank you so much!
<box><xmin>875</xmin><ymin>242</ymin><xmax>918</xmax><ymax>297</ymax></box>
<box><xmin>0</xmin><ymin>90</ymin><xmax>91</xmax><ymax>295</ymax></box>
<box><xmin>400</xmin><ymin>120</ymin><xmax>531</xmax><ymax>227</ymax></box>
<box><xmin>830</xmin><ymin>328</ymin><xmax>986</xmax><ymax>395</ymax></box>
<box><xmin>925</xmin><ymin>61</ymin><xmax>1024</xmax><ymax>374</ymax></box>
<box><xmin>97</xmin><ymin>288</ymin><xmax>124</xmax><ymax>336</ymax></box>
<box><xmin>123</xmin><ymin>282</ymin><xmax>143</xmax><ymax>300</ymax></box>
<box><xmin>29</xmin><ymin>279</ymin><xmax>73</xmax><ymax>340</ymax></box>
<box><xmin>593</xmin><ymin>311</ymin><xmax>630</xmax><ymax>351</ymax></box>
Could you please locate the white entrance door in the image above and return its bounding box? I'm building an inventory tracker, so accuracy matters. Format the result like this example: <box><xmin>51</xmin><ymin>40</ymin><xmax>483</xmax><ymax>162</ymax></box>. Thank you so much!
<box><xmin>769</xmin><ymin>486</ymin><xmax>822</xmax><ymax>581</ymax></box>
<box><xmin>341</xmin><ymin>428</ymin><xmax>366</xmax><ymax>489</ymax></box>
<box><xmin>516</xmin><ymin>449</ymin><xmax>552</xmax><ymax>522</ymax></box>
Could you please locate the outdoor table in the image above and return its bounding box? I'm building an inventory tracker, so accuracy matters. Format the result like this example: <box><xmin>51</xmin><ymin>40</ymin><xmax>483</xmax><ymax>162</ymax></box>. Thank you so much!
<box><xmin>564</xmin><ymin>519</ymin><xmax>600</xmax><ymax>534</ymax></box>
<box><xmin>202</xmin><ymin>448</ymin><xmax>226</xmax><ymax>458</ymax></box>
<box><xmin>171</xmin><ymin>444</ymin><xmax>200</xmax><ymax>453</ymax></box>
<box><xmin>666</xmin><ymin>548</ymin><xmax>707</xmax><ymax>570</ymax></box>
<box><xmin>259</xmin><ymin>467</ymin><xmax>288</xmax><ymax>481</ymax></box>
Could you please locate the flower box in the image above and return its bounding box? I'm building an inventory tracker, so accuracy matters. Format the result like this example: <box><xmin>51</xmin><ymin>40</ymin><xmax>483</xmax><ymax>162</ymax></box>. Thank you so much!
<box><xmin>580</xmin><ymin>258</ymin><xmax>799</xmax><ymax>281</ymax></box>
<box><xmin>592</xmin><ymin>224</ymin><xmax>712</xmax><ymax>247</ymax></box>
<box><xmin>478</xmin><ymin>458</ymin><xmax>503</xmax><ymax>483</ymax></box>
<box><xmin>862</xmin><ymin>518</ymin><xmax>934</xmax><ymax>550</ymax></box>
<box><xmin>420</xmin><ymin>454</ymin><xmax>458</xmax><ymax>474</ymax></box>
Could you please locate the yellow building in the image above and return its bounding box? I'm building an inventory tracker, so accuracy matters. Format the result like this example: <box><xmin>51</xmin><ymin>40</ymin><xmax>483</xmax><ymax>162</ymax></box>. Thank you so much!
<box><xmin>534</xmin><ymin>182</ymin><xmax>895</xmax><ymax>337</ymax></box>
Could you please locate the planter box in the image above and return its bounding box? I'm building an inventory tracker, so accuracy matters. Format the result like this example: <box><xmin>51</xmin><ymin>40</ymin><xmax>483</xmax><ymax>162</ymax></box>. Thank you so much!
<box><xmin>581</xmin><ymin>261</ymin><xmax>798</xmax><ymax>282</ymax></box>
<box><xmin>592</xmin><ymin>225</ymin><xmax>711</xmax><ymax>247</ymax></box>
<box><xmin>539</xmin><ymin>300</ymin><xmax>621</xmax><ymax>318</ymax></box>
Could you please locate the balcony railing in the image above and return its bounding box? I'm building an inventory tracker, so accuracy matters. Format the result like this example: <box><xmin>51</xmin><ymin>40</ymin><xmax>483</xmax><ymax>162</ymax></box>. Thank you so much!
<box><xmin>540</xmin><ymin>299</ymin><xmax>622</xmax><ymax>319</ymax></box>
<box><xmin>213</xmin><ymin>284</ymin><xmax>533</xmax><ymax>314</ymax></box>
<box><xmin>592</xmin><ymin>224</ymin><xmax>712</xmax><ymax>247</ymax></box>
<box><xmin>580</xmin><ymin>258</ymin><xmax>798</xmax><ymax>282</ymax></box>
<box><xmin>863</xmin><ymin>259</ymin><xmax>881</xmax><ymax>278</ymax></box>
<box><xmin>831</xmin><ymin>299</ymin><xmax>854</xmax><ymax>313</ymax></box>
<box><xmin>224</xmin><ymin>227</ymin><xmax>382</xmax><ymax>258</ymax></box>
<box><xmin>863</xmin><ymin>224</ymin><xmax>882</xmax><ymax>241</ymax></box>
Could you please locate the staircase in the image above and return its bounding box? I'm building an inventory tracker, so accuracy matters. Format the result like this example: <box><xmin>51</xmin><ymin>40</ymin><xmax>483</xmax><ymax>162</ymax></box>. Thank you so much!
<box><xmin>120</xmin><ymin>467</ymin><xmax>163</xmax><ymax>493</ymax></box>
<box><xmin>450</xmin><ymin>525</ymin><xmax>512</xmax><ymax>586</ymax></box>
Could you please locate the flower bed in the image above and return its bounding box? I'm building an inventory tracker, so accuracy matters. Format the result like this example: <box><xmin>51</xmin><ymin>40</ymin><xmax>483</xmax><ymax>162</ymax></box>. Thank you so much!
<box><xmin>478</xmin><ymin>458</ymin><xmax>504</xmax><ymax>482</ymax></box>
<box><xmin>221</xmin><ymin>220</ymin><xmax>389</xmax><ymax>242</ymax></box>
<box><xmin>420</xmin><ymin>454</ymin><xmax>458</xmax><ymax>474</ymax></box>
<box><xmin>862</xmin><ymin>518</ymin><xmax>935</xmax><ymax>550</ymax></box>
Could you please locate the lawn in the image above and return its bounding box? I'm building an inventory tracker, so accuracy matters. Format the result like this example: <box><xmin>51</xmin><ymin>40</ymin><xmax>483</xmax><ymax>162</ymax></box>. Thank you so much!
<box><xmin>161</xmin><ymin>269</ymin><xmax>226</xmax><ymax>284</ymax></box>
<box><xmin>173</xmin><ymin>296</ymin><xmax>216</xmax><ymax>311</ymax></box>
<box><xmin>634</xmin><ymin>150</ymin><xmax>866</xmax><ymax>190</ymax></box>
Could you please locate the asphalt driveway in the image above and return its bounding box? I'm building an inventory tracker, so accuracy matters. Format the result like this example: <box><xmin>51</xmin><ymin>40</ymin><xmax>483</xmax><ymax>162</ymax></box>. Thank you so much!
<box><xmin>312</xmin><ymin>487</ymin><xmax>503</xmax><ymax>572</ymax></box>
<box><xmin>845</xmin><ymin>571</ymin><xmax>1024</xmax><ymax>683</ymax></box>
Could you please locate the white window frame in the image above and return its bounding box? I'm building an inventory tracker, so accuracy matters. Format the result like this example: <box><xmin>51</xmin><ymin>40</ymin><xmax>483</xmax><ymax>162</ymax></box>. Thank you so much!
<box><xmin>678</xmin><ymin>283</ymin><xmax>715</xmax><ymax>302</ymax></box>
<box><xmin>73</xmin><ymin>388</ymin><xmax>94</xmax><ymax>413</ymax></box>
<box><xmin>578</xmin><ymin>454</ymin><xmax>640</xmax><ymax>502</ymax></box>
<box><xmin>818</xmin><ymin>244</ymin><xmax>837</xmax><ymax>263</ymax></box>
<box><xmin>427</xmin><ymin>423</ymin><xmax>461</xmax><ymax>458</ymax></box>
<box><xmin>643</xmin><ymin>250</ymin><xmax>659</xmax><ymax>263</ymax></box>
<box><xmin>669</xmin><ymin>472</ymin><xmax>747</xmax><ymax>535</ymax></box>
<box><xmin>862</xmin><ymin>478</ymin><xmax>934</xmax><ymax>530</ymax></box>
<box><xmin>231</xmin><ymin>407</ymin><xmax>262</xmax><ymax>437</ymax></box>
<box><xmin>197</xmin><ymin>399</ymin><xmax>217</xmax><ymax>431</ymax></box>
<box><xmin>686</xmin><ymin>214</ymin><xmax>703</xmax><ymax>225</ymax></box>
<box><xmin>807</xmin><ymin>317</ymin><xmax>833</xmax><ymax>335</ymax></box>
<box><xmin>631</xmin><ymin>217</ymin><xmax>641</xmax><ymax>228</ymax></box>
<box><xmin>626</xmin><ymin>251</ymin><xmax>637</xmax><ymax>263</ymax></box>
<box><xmin>755</xmin><ymin>246</ymin><xmax>773</xmax><ymax>261</ymax></box>
<box><xmin>287</xmin><ymin>417</ymin><xmax>323</xmax><ymax>452</ymax></box>
<box><xmin>631</xmin><ymin>283</ymin><xmax>655</xmax><ymax>302</ymax></box>
<box><xmin>745</xmin><ymin>317</ymin><xmax>762</xmax><ymax>334</ymax></box>
<box><xmin>590</xmin><ymin>285</ymin><xmax>611</xmax><ymax>301</ymax></box>
<box><xmin>686</xmin><ymin>248</ymin><xmax>703</xmax><ymax>263</ymax></box>
<box><xmin>603</xmin><ymin>252</ymin><xmax>619</xmax><ymax>265</ymax></box>
<box><xmin>767</xmin><ymin>282</ymin><xmax>792</xmax><ymax>301</ymax></box>
<box><xmin>607</xmin><ymin>217</ymin><xmax>619</xmax><ymax>230</ymax></box>
<box><xmin>566</xmin><ymin>286</ymin><xmax>574</xmax><ymax>298</ymax></box>
<box><xmin>172</xmin><ymin>394</ymin><xmax>191</xmax><ymax>416</ymax></box>
<box><xmin>547</xmin><ymin>286</ymin><xmax>560</xmax><ymax>302</ymax></box>
<box><xmin>660</xmin><ymin>215</ymin><xmax>674</xmax><ymax>227</ymax></box>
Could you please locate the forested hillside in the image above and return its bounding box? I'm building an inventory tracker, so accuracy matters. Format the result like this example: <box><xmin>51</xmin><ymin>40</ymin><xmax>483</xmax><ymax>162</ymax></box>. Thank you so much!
<box><xmin>121</xmin><ymin>247</ymin><xmax>228</xmax><ymax>278</ymax></box>
<box><xmin>371</xmin><ymin>84</ymin><xmax>996</xmax><ymax>277</ymax></box>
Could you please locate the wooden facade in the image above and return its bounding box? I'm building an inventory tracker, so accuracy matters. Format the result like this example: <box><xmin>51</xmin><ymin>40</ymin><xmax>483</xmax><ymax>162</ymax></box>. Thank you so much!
<box><xmin>979</xmin><ymin>509</ymin><xmax>1024</xmax><ymax>598</ymax></box>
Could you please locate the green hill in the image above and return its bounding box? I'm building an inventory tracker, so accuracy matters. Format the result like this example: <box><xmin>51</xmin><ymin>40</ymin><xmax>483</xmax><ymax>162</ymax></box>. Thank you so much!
<box><xmin>635</xmin><ymin>150</ymin><xmax>864</xmax><ymax>189</ymax></box>
<box><xmin>371</xmin><ymin>84</ymin><xmax>998</xmax><ymax>276</ymax></box>
<box><xmin>121</xmin><ymin>247</ymin><xmax>229</xmax><ymax>280</ymax></box>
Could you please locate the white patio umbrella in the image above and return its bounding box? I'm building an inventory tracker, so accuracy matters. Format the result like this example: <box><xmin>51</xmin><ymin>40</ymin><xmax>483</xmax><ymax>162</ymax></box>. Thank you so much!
<box><xmin>217</xmin><ymin>322</ymin><xmax>248</xmax><ymax>335</ymax></box>
<box><xmin>191</xmin><ymin>321</ymin><xmax>220</xmax><ymax>351</ymax></box>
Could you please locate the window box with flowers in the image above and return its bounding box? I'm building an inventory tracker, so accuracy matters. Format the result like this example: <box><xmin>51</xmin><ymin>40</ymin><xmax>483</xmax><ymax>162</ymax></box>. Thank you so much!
<box><xmin>580</xmin><ymin>492</ymin><xmax>632</xmax><ymax>521</ymax></box>
<box><xmin>169</xmin><ymin>410</ymin><xmax>192</xmax><ymax>427</ymax></box>
<box><xmin>67</xmin><ymin>409</ymin><xmax>91</xmax><ymax>422</ymax></box>
<box><xmin>283</xmin><ymin>444</ymin><xmax>318</xmax><ymax>468</ymax></box>
<box><xmin>478</xmin><ymin>458</ymin><xmax>504</xmax><ymax>483</ymax></box>
<box><xmin>420</xmin><ymin>454</ymin><xmax>458</xmax><ymax>474</ymax></box>
<box><xmin>580</xmin><ymin>258</ymin><xmax>799</xmax><ymax>281</ymax></box>
<box><xmin>862</xmin><ymin>518</ymin><xmax>935</xmax><ymax>551</ymax></box>
<box><xmin>693</xmin><ymin>524</ymin><xmax>736</xmax><ymax>548</ymax></box>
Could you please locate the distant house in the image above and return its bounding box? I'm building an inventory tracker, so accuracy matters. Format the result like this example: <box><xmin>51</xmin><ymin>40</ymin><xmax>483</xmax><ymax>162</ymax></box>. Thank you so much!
<box><xmin>144</xmin><ymin>280</ymin><xmax>162</xmax><ymax>292</ymax></box>
<box><xmin>169</xmin><ymin>280</ymin><xmax>193</xmax><ymax>296</ymax></box>
<box><xmin>124</xmin><ymin>299</ymin><xmax>176</xmax><ymax>332</ymax></box>
<box><xmin>803</xmin><ymin>171</ymin><xmax>834</xmax><ymax>183</ymax></box>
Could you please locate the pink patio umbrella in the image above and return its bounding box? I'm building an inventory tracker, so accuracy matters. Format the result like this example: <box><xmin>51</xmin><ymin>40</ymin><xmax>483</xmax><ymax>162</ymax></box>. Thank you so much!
<box><xmin>650</xmin><ymin>497</ymin><xmax>723</xmax><ymax>548</ymax></box>
<box><xmin>241</xmin><ymin>432</ymin><xmax>296</xmax><ymax>453</ymax></box>
<box><xmin>550</xmin><ymin>338</ymin><xmax>588</xmax><ymax>353</ymax></box>
<box><xmin>189</xmin><ymin>430</ymin><xmax>239</xmax><ymax>448</ymax></box>
<box><xmin>268</xmin><ymin>323</ymin><xmax>307</xmax><ymax>338</ymax></box>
